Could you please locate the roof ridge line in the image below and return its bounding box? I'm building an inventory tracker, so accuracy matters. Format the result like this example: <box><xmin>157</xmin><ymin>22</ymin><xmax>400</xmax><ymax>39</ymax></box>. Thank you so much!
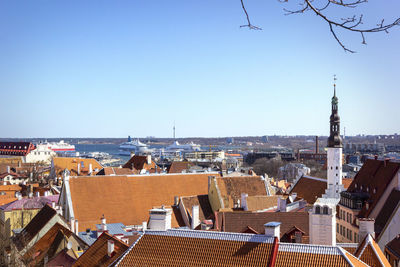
<box><xmin>113</xmin><ymin>231</ymin><xmax>145</xmax><ymax>266</ymax></box>
<box><xmin>367</xmin><ymin>235</ymin><xmax>386</xmax><ymax>267</ymax></box>
<box><xmin>337</xmin><ymin>246</ymin><xmax>355</xmax><ymax>267</ymax></box>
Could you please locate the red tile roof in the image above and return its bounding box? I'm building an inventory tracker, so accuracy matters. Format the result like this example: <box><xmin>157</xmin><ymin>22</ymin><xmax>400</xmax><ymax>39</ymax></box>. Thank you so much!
<box><xmin>66</xmin><ymin>173</ymin><xmax>220</xmax><ymax>231</ymax></box>
<box><xmin>215</xmin><ymin>211</ymin><xmax>309</xmax><ymax>242</ymax></box>
<box><xmin>73</xmin><ymin>232</ymin><xmax>129</xmax><ymax>267</ymax></box>
<box><xmin>53</xmin><ymin>157</ymin><xmax>103</xmax><ymax>176</ymax></box>
<box><xmin>122</xmin><ymin>155</ymin><xmax>157</xmax><ymax>173</ymax></box>
<box><xmin>167</xmin><ymin>161</ymin><xmax>193</xmax><ymax>173</ymax></box>
<box><xmin>289</xmin><ymin>176</ymin><xmax>327</xmax><ymax>204</ymax></box>
<box><xmin>180</xmin><ymin>194</ymin><xmax>214</xmax><ymax>224</ymax></box>
<box><xmin>113</xmin><ymin>230</ymin><xmax>365</xmax><ymax>266</ymax></box>
<box><xmin>0</xmin><ymin>142</ymin><xmax>35</xmax><ymax>156</ymax></box>
<box><xmin>386</xmin><ymin>235</ymin><xmax>400</xmax><ymax>259</ymax></box>
<box><xmin>346</xmin><ymin>159</ymin><xmax>400</xmax><ymax>217</ymax></box>
<box><xmin>375</xmin><ymin>189</ymin><xmax>400</xmax><ymax>236</ymax></box>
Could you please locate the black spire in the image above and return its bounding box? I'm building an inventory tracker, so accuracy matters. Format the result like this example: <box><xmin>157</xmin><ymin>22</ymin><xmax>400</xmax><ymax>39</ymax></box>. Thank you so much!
<box><xmin>328</xmin><ymin>80</ymin><xmax>342</xmax><ymax>148</ymax></box>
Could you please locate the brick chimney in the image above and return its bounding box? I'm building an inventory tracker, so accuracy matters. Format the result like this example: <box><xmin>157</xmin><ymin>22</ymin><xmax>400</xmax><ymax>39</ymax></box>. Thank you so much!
<box><xmin>77</xmin><ymin>163</ymin><xmax>81</xmax><ymax>175</ymax></box>
<box><xmin>89</xmin><ymin>164</ymin><xmax>93</xmax><ymax>175</ymax></box>
<box><xmin>315</xmin><ymin>136</ymin><xmax>319</xmax><ymax>154</ymax></box>
<box><xmin>264</xmin><ymin>222</ymin><xmax>281</xmax><ymax>240</ymax></box>
<box><xmin>147</xmin><ymin>155</ymin><xmax>152</xmax><ymax>165</ymax></box>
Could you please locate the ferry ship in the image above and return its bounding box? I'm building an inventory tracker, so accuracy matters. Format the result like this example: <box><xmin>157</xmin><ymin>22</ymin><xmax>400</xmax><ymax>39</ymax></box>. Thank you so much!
<box><xmin>119</xmin><ymin>136</ymin><xmax>153</xmax><ymax>155</ymax></box>
<box><xmin>44</xmin><ymin>140</ymin><xmax>75</xmax><ymax>152</ymax></box>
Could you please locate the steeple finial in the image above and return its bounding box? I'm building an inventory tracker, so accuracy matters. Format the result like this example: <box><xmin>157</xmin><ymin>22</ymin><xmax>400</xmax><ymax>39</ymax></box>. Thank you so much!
<box><xmin>333</xmin><ymin>74</ymin><xmax>337</xmax><ymax>97</ymax></box>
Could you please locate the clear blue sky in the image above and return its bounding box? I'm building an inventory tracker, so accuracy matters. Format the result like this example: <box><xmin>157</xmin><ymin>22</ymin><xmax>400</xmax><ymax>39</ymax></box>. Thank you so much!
<box><xmin>0</xmin><ymin>0</ymin><xmax>399</xmax><ymax>138</ymax></box>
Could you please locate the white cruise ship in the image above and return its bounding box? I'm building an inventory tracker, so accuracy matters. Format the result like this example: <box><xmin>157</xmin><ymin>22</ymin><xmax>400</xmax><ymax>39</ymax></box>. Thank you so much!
<box><xmin>119</xmin><ymin>136</ymin><xmax>153</xmax><ymax>155</ymax></box>
<box><xmin>165</xmin><ymin>141</ymin><xmax>201</xmax><ymax>152</ymax></box>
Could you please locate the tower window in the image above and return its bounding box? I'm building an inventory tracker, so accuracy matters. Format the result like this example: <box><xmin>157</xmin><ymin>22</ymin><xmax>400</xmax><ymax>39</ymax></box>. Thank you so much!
<box><xmin>336</xmin><ymin>166</ymin><xmax>338</xmax><ymax>170</ymax></box>
<box><xmin>323</xmin><ymin>206</ymin><xmax>328</xmax><ymax>215</ymax></box>
<box><xmin>315</xmin><ymin>206</ymin><xmax>321</xmax><ymax>214</ymax></box>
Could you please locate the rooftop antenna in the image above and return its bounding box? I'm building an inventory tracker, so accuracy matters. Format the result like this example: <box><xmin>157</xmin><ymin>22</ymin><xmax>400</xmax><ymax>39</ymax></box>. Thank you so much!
<box><xmin>343</xmin><ymin>127</ymin><xmax>346</xmax><ymax>140</ymax></box>
<box><xmin>173</xmin><ymin>121</ymin><xmax>176</xmax><ymax>141</ymax></box>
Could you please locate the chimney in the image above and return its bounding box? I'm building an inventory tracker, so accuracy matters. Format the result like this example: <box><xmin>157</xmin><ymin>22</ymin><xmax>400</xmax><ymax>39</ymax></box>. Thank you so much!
<box><xmin>241</xmin><ymin>193</ymin><xmax>248</xmax><ymax>211</ymax></box>
<box><xmin>28</xmin><ymin>192</ymin><xmax>33</xmax><ymax>198</ymax></box>
<box><xmin>264</xmin><ymin>222</ymin><xmax>281</xmax><ymax>240</ymax></box>
<box><xmin>15</xmin><ymin>192</ymin><xmax>22</xmax><ymax>200</ymax></box>
<box><xmin>130</xmin><ymin>151</ymin><xmax>135</xmax><ymax>158</ymax></box>
<box><xmin>174</xmin><ymin>196</ymin><xmax>180</xmax><ymax>206</ymax></box>
<box><xmin>51</xmin><ymin>202</ymin><xmax>56</xmax><ymax>209</ymax></box>
<box><xmin>35</xmin><ymin>192</ymin><xmax>40</xmax><ymax>197</ymax></box>
<box><xmin>71</xmin><ymin>218</ymin><xmax>75</xmax><ymax>233</ymax></box>
<box><xmin>278</xmin><ymin>197</ymin><xmax>287</xmax><ymax>212</ymax></box>
<box><xmin>146</xmin><ymin>155</ymin><xmax>152</xmax><ymax>165</ymax></box>
<box><xmin>315</xmin><ymin>136</ymin><xmax>319</xmax><ymax>154</ymax></box>
<box><xmin>142</xmin><ymin>221</ymin><xmax>147</xmax><ymax>231</ymax></box>
<box><xmin>75</xmin><ymin>219</ymin><xmax>79</xmax><ymax>234</ymax></box>
<box><xmin>107</xmin><ymin>240</ymin><xmax>115</xmax><ymax>257</ymax></box>
<box><xmin>359</xmin><ymin>218</ymin><xmax>375</xmax><ymax>242</ymax></box>
<box><xmin>101</xmin><ymin>215</ymin><xmax>107</xmax><ymax>231</ymax></box>
<box><xmin>77</xmin><ymin>163</ymin><xmax>81</xmax><ymax>175</ymax></box>
<box><xmin>384</xmin><ymin>158</ymin><xmax>389</xmax><ymax>167</ymax></box>
<box><xmin>89</xmin><ymin>164</ymin><xmax>93</xmax><ymax>175</ymax></box>
<box><xmin>374</xmin><ymin>155</ymin><xmax>378</xmax><ymax>160</ymax></box>
<box><xmin>7</xmin><ymin>166</ymin><xmax>10</xmax><ymax>173</ymax></box>
<box><xmin>3</xmin><ymin>182</ymin><xmax>6</xmax><ymax>186</ymax></box>
<box><xmin>191</xmin><ymin>205</ymin><xmax>200</xmax><ymax>230</ymax></box>
<box><xmin>148</xmin><ymin>207</ymin><xmax>172</xmax><ymax>231</ymax></box>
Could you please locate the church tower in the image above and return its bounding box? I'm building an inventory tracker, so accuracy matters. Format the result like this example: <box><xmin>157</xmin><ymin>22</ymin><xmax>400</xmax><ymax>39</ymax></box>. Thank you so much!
<box><xmin>310</xmin><ymin>78</ymin><xmax>343</xmax><ymax>246</ymax></box>
<box><xmin>324</xmin><ymin>78</ymin><xmax>344</xmax><ymax>200</ymax></box>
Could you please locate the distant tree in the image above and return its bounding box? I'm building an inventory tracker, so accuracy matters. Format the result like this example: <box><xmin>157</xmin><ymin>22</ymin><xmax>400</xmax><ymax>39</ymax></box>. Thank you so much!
<box><xmin>303</xmin><ymin>159</ymin><xmax>327</xmax><ymax>178</ymax></box>
<box><xmin>251</xmin><ymin>156</ymin><xmax>285</xmax><ymax>177</ymax></box>
<box><xmin>239</xmin><ymin>0</ymin><xmax>400</xmax><ymax>52</ymax></box>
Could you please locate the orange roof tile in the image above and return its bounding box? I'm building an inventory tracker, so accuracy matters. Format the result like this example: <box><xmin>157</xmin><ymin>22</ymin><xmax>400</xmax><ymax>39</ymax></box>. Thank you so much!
<box><xmin>216</xmin><ymin>176</ymin><xmax>269</xmax><ymax>208</ymax></box>
<box><xmin>67</xmin><ymin>173</ymin><xmax>220</xmax><ymax>231</ymax></box>
<box><xmin>355</xmin><ymin>234</ymin><xmax>391</xmax><ymax>267</ymax></box>
<box><xmin>122</xmin><ymin>155</ymin><xmax>157</xmax><ymax>173</ymax></box>
<box><xmin>73</xmin><ymin>232</ymin><xmax>128</xmax><ymax>267</ymax></box>
<box><xmin>115</xmin><ymin>232</ymin><xmax>274</xmax><ymax>266</ymax></box>
<box><xmin>289</xmin><ymin>176</ymin><xmax>327</xmax><ymax>204</ymax></box>
<box><xmin>246</xmin><ymin>195</ymin><xmax>279</xmax><ymax>211</ymax></box>
<box><xmin>167</xmin><ymin>161</ymin><xmax>193</xmax><ymax>173</ymax></box>
<box><xmin>114</xmin><ymin>230</ymin><xmax>364</xmax><ymax>267</ymax></box>
<box><xmin>53</xmin><ymin>157</ymin><xmax>103</xmax><ymax>176</ymax></box>
<box><xmin>342</xmin><ymin>178</ymin><xmax>353</xmax><ymax>189</ymax></box>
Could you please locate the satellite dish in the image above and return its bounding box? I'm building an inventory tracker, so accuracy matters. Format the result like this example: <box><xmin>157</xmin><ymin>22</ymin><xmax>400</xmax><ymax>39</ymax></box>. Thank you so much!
<box><xmin>67</xmin><ymin>241</ymin><xmax>72</xmax><ymax>250</ymax></box>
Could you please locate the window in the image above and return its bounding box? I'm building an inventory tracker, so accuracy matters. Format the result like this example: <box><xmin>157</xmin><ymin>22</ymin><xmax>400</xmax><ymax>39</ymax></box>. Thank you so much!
<box><xmin>323</xmin><ymin>206</ymin><xmax>328</xmax><ymax>215</ymax></box>
<box><xmin>349</xmin><ymin>214</ymin><xmax>352</xmax><ymax>224</ymax></box>
<box><xmin>340</xmin><ymin>225</ymin><xmax>343</xmax><ymax>235</ymax></box>
<box><xmin>336</xmin><ymin>166</ymin><xmax>338</xmax><ymax>170</ymax></box>
<box><xmin>337</xmin><ymin>223</ymin><xmax>339</xmax><ymax>233</ymax></box>
<box><xmin>349</xmin><ymin>230</ymin><xmax>352</xmax><ymax>241</ymax></box>
<box><xmin>315</xmin><ymin>206</ymin><xmax>321</xmax><ymax>214</ymax></box>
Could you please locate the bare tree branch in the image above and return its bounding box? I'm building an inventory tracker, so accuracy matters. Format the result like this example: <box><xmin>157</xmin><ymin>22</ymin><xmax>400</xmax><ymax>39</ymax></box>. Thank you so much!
<box><xmin>240</xmin><ymin>0</ymin><xmax>262</xmax><ymax>30</ymax></box>
<box><xmin>239</xmin><ymin>0</ymin><xmax>400</xmax><ymax>52</ymax></box>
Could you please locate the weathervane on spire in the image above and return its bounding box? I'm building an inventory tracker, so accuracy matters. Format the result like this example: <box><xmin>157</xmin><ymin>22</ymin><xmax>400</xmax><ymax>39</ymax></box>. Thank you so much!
<box><xmin>333</xmin><ymin>74</ymin><xmax>337</xmax><ymax>96</ymax></box>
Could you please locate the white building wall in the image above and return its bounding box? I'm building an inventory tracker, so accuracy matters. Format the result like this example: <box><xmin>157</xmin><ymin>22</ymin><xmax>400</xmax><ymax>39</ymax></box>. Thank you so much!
<box><xmin>24</xmin><ymin>144</ymin><xmax>56</xmax><ymax>164</ymax></box>
<box><xmin>325</xmin><ymin>147</ymin><xmax>343</xmax><ymax>199</ymax></box>
<box><xmin>309</xmin><ymin>203</ymin><xmax>336</xmax><ymax>246</ymax></box>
